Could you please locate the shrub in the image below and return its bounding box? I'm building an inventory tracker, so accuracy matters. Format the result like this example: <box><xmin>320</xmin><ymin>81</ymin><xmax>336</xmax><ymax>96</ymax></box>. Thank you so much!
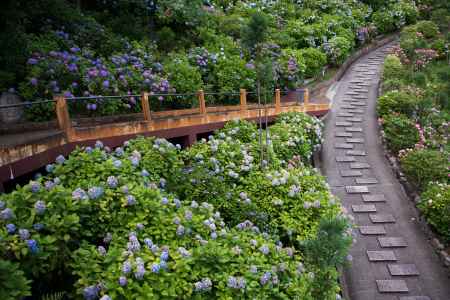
<box><xmin>372</xmin><ymin>10</ymin><xmax>396</xmax><ymax>34</ymax></box>
<box><xmin>323</xmin><ymin>36</ymin><xmax>353</xmax><ymax>66</ymax></box>
<box><xmin>415</xmin><ymin>21</ymin><xmax>439</xmax><ymax>39</ymax></box>
<box><xmin>377</xmin><ymin>90</ymin><xmax>419</xmax><ymax>118</ymax></box>
<box><xmin>0</xmin><ymin>260</ymin><xmax>31</xmax><ymax>300</ymax></box>
<box><xmin>298</xmin><ymin>48</ymin><xmax>327</xmax><ymax>78</ymax></box>
<box><xmin>382</xmin><ymin>55</ymin><xmax>406</xmax><ymax>83</ymax></box>
<box><xmin>431</xmin><ymin>8</ymin><xmax>450</xmax><ymax>31</ymax></box>
<box><xmin>381</xmin><ymin>114</ymin><xmax>419</xmax><ymax>153</ymax></box>
<box><xmin>400</xmin><ymin>149</ymin><xmax>449</xmax><ymax>190</ymax></box>
<box><xmin>399</xmin><ymin>26</ymin><xmax>429</xmax><ymax>58</ymax></box>
<box><xmin>418</xmin><ymin>183</ymin><xmax>450</xmax><ymax>241</ymax></box>
<box><xmin>278</xmin><ymin>48</ymin><xmax>306</xmax><ymax>90</ymax></box>
<box><xmin>71</xmin><ymin>189</ymin><xmax>315</xmax><ymax>299</ymax></box>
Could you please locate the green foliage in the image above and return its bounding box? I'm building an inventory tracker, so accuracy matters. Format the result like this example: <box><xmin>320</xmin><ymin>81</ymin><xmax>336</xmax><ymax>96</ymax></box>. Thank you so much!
<box><xmin>381</xmin><ymin>114</ymin><xmax>419</xmax><ymax>153</ymax></box>
<box><xmin>400</xmin><ymin>149</ymin><xmax>449</xmax><ymax>190</ymax></box>
<box><xmin>241</xmin><ymin>11</ymin><xmax>271</xmax><ymax>52</ymax></box>
<box><xmin>372</xmin><ymin>10</ymin><xmax>396</xmax><ymax>34</ymax></box>
<box><xmin>324</xmin><ymin>36</ymin><xmax>354</xmax><ymax>66</ymax></box>
<box><xmin>418</xmin><ymin>183</ymin><xmax>450</xmax><ymax>241</ymax></box>
<box><xmin>0</xmin><ymin>260</ymin><xmax>31</xmax><ymax>300</ymax></box>
<box><xmin>377</xmin><ymin>90</ymin><xmax>419</xmax><ymax>117</ymax></box>
<box><xmin>415</xmin><ymin>20</ymin><xmax>440</xmax><ymax>39</ymax></box>
<box><xmin>382</xmin><ymin>55</ymin><xmax>406</xmax><ymax>83</ymax></box>
<box><xmin>299</xmin><ymin>48</ymin><xmax>327</xmax><ymax>78</ymax></box>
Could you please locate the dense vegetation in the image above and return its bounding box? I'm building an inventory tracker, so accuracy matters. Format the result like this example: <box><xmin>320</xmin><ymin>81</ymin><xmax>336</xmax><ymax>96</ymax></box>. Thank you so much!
<box><xmin>0</xmin><ymin>0</ymin><xmax>420</xmax><ymax>121</ymax></box>
<box><xmin>378</xmin><ymin>17</ymin><xmax>450</xmax><ymax>242</ymax></box>
<box><xmin>0</xmin><ymin>112</ymin><xmax>354</xmax><ymax>299</ymax></box>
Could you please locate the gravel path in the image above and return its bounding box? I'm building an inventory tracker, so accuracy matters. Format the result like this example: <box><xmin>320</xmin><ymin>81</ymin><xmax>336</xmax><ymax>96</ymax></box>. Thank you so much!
<box><xmin>321</xmin><ymin>43</ymin><xmax>450</xmax><ymax>300</ymax></box>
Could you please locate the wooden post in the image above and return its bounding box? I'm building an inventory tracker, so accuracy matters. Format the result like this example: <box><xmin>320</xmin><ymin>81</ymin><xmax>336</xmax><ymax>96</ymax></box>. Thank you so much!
<box><xmin>304</xmin><ymin>88</ymin><xmax>310</xmax><ymax>106</ymax></box>
<box><xmin>198</xmin><ymin>90</ymin><xmax>206</xmax><ymax>115</ymax></box>
<box><xmin>141</xmin><ymin>92</ymin><xmax>151</xmax><ymax>121</ymax></box>
<box><xmin>240</xmin><ymin>89</ymin><xmax>247</xmax><ymax>111</ymax></box>
<box><xmin>55</xmin><ymin>95</ymin><xmax>71</xmax><ymax>133</ymax></box>
<box><xmin>275</xmin><ymin>89</ymin><xmax>281</xmax><ymax>113</ymax></box>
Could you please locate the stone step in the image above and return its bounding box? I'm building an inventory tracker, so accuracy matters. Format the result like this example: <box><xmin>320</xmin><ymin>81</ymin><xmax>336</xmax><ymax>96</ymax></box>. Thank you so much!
<box><xmin>340</xmin><ymin>170</ymin><xmax>363</xmax><ymax>177</ymax></box>
<box><xmin>335</xmin><ymin>143</ymin><xmax>354</xmax><ymax>149</ymax></box>
<box><xmin>346</xmin><ymin>185</ymin><xmax>369</xmax><ymax>193</ymax></box>
<box><xmin>370</xmin><ymin>214</ymin><xmax>395</xmax><ymax>223</ymax></box>
<box><xmin>376</xmin><ymin>280</ymin><xmax>408</xmax><ymax>293</ymax></box>
<box><xmin>346</xmin><ymin>138</ymin><xmax>364</xmax><ymax>143</ymax></box>
<box><xmin>378</xmin><ymin>237</ymin><xmax>407</xmax><ymax>248</ymax></box>
<box><xmin>345</xmin><ymin>127</ymin><xmax>363</xmax><ymax>132</ymax></box>
<box><xmin>356</xmin><ymin>178</ymin><xmax>378</xmax><ymax>184</ymax></box>
<box><xmin>387</xmin><ymin>264</ymin><xmax>419</xmax><ymax>276</ymax></box>
<box><xmin>399</xmin><ymin>297</ymin><xmax>431</xmax><ymax>300</ymax></box>
<box><xmin>336</xmin><ymin>156</ymin><xmax>356</xmax><ymax>162</ymax></box>
<box><xmin>359</xmin><ymin>225</ymin><xmax>386</xmax><ymax>235</ymax></box>
<box><xmin>337</xmin><ymin>113</ymin><xmax>354</xmax><ymax>117</ymax></box>
<box><xmin>352</xmin><ymin>204</ymin><xmax>377</xmax><ymax>213</ymax></box>
<box><xmin>336</xmin><ymin>121</ymin><xmax>353</xmax><ymax>127</ymax></box>
<box><xmin>346</xmin><ymin>117</ymin><xmax>362</xmax><ymax>122</ymax></box>
<box><xmin>346</xmin><ymin>150</ymin><xmax>366</xmax><ymax>156</ymax></box>
<box><xmin>335</xmin><ymin>132</ymin><xmax>353</xmax><ymax>137</ymax></box>
<box><xmin>350</xmin><ymin>162</ymin><xmax>371</xmax><ymax>169</ymax></box>
<box><xmin>363</xmin><ymin>194</ymin><xmax>386</xmax><ymax>202</ymax></box>
<box><xmin>367</xmin><ymin>250</ymin><xmax>397</xmax><ymax>261</ymax></box>
<box><xmin>347</xmin><ymin>109</ymin><xmax>364</xmax><ymax>114</ymax></box>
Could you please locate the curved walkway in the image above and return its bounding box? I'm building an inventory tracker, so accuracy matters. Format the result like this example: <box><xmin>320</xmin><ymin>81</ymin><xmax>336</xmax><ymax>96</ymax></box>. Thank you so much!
<box><xmin>321</xmin><ymin>43</ymin><xmax>450</xmax><ymax>300</ymax></box>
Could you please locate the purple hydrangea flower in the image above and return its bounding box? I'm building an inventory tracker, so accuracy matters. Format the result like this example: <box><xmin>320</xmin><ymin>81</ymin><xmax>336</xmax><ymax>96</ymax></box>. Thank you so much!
<box><xmin>72</xmin><ymin>188</ymin><xmax>89</xmax><ymax>201</ymax></box>
<box><xmin>27</xmin><ymin>58</ymin><xmax>38</xmax><ymax>65</ymax></box>
<box><xmin>102</xmin><ymin>80</ymin><xmax>110</xmax><ymax>88</ymax></box>
<box><xmin>83</xmin><ymin>285</ymin><xmax>99</xmax><ymax>300</ymax></box>
<box><xmin>122</xmin><ymin>260</ymin><xmax>132</xmax><ymax>274</ymax></box>
<box><xmin>30</xmin><ymin>77</ymin><xmax>38</xmax><ymax>86</ymax></box>
<box><xmin>55</xmin><ymin>155</ymin><xmax>65</xmax><ymax>165</ymax></box>
<box><xmin>144</xmin><ymin>238</ymin><xmax>153</xmax><ymax>248</ymax></box>
<box><xmin>0</xmin><ymin>208</ymin><xmax>14</xmax><ymax>220</ymax></box>
<box><xmin>26</xmin><ymin>239</ymin><xmax>39</xmax><ymax>254</ymax></box>
<box><xmin>127</xmin><ymin>234</ymin><xmax>141</xmax><ymax>253</ymax></box>
<box><xmin>194</xmin><ymin>278</ymin><xmax>212</xmax><ymax>292</ymax></box>
<box><xmin>126</xmin><ymin>195</ymin><xmax>136</xmax><ymax>206</ymax></box>
<box><xmin>99</xmin><ymin>295</ymin><xmax>111</xmax><ymax>300</ymax></box>
<box><xmin>151</xmin><ymin>263</ymin><xmax>160</xmax><ymax>273</ymax></box>
<box><xmin>107</xmin><ymin>176</ymin><xmax>118</xmax><ymax>188</ymax></box>
<box><xmin>160</xmin><ymin>250</ymin><xmax>169</xmax><ymax>261</ymax></box>
<box><xmin>30</xmin><ymin>181</ymin><xmax>41</xmax><ymax>193</ymax></box>
<box><xmin>118</xmin><ymin>276</ymin><xmax>127</xmax><ymax>286</ymax></box>
<box><xmin>34</xmin><ymin>200</ymin><xmax>46</xmax><ymax>215</ymax></box>
<box><xmin>260</xmin><ymin>272</ymin><xmax>271</xmax><ymax>285</ymax></box>
<box><xmin>98</xmin><ymin>246</ymin><xmax>106</xmax><ymax>256</ymax></box>
<box><xmin>19</xmin><ymin>229</ymin><xmax>30</xmax><ymax>240</ymax></box>
<box><xmin>6</xmin><ymin>223</ymin><xmax>16</xmax><ymax>234</ymax></box>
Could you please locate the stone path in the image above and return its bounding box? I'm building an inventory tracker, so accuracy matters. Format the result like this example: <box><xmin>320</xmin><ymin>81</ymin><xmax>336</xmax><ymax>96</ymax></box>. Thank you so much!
<box><xmin>321</xmin><ymin>43</ymin><xmax>450</xmax><ymax>300</ymax></box>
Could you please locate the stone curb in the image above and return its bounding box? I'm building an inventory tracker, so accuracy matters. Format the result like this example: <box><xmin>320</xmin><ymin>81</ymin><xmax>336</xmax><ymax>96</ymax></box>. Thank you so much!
<box><xmin>376</xmin><ymin>81</ymin><xmax>450</xmax><ymax>270</ymax></box>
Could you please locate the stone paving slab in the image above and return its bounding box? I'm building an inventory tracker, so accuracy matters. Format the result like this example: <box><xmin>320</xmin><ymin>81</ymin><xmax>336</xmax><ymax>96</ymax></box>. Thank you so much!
<box><xmin>378</xmin><ymin>237</ymin><xmax>407</xmax><ymax>248</ymax></box>
<box><xmin>367</xmin><ymin>250</ymin><xmax>397</xmax><ymax>261</ymax></box>
<box><xmin>399</xmin><ymin>297</ymin><xmax>431</xmax><ymax>300</ymax></box>
<box><xmin>359</xmin><ymin>225</ymin><xmax>386</xmax><ymax>235</ymax></box>
<box><xmin>388</xmin><ymin>264</ymin><xmax>419</xmax><ymax>276</ymax></box>
<box><xmin>352</xmin><ymin>204</ymin><xmax>377</xmax><ymax>212</ymax></box>
<box><xmin>335</xmin><ymin>143</ymin><xmax>354</xmax><ymax>149</ymax></box>
<box><xmin>336</xmin><ymin>121</ymin><xmax>353</xmax><ymax>126</ymax></box>
<box><xmin>346</xmin><ymin>150</ymin><xmax>366</xmax><ymax>156</ymax></box>
<box><xmin>336</xmin><ymin>156</ymin><xmax>356</xmax><ymax>162</ymax></box>
<box><xmin>335</xmin><ymin>132</ymin><xmax>353</xmax><ymax>137</ymax></box>
<box><xmin>340</xmin><ymin>170</ymin><xmax>363</xmax><ymax>177</ymax></box>
<box><xmin>362</xmin><ymin>194</ymin><xmax>386</xmax><ymax>202</ymax></box>
<box><xmin>350</xmin><ymin>162</ymin><xmax>371</xmax><ymax>169</ymax></box>
<box><xmin>338</xmin><ymin>112</ymin><xmax>354</xmax><ymax>117</ymax></box>
<box><xmin>376</xmin><ymin>280</ymin><xmax>409</xmax><ymax>293</ymax></box>
<box><xmin>346</xmin><ymin>138</ymin><xmax>364</xmax><ymax>143</ymax></box>
<box><xmin>346</xmin><ymin>127</ymin><xmax>363</xmax><ymax>132</ymax></box>
<box><xmin>370</xmin><ymin>214</ymin><xmax>396</xmax><ymax>223</ymax></box>
<box><xmin>346</xmin><ymin>117</ymin><xmax>362</xmax><ymax>122</ymax></box>
<box><xmin>356</xmin><ymin>178</ymin><xmax>378</xmax><ymax>184</ymax></box>
<box><xmin>347</xmin><ymin>109</ymin><xmax>364</xmax><ymax>113</ymax></box>
<box><xmin>346</xmin><ymin>185</ymin><xmax>369</xmax><ymax>193</ymax></box>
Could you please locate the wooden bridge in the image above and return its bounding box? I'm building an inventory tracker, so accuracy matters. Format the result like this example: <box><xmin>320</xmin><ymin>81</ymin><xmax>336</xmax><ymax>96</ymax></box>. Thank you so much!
<box><xmin>0</xmin><ymin>88</ymin><xmax>329</xmax><ymax>191</ymax></box>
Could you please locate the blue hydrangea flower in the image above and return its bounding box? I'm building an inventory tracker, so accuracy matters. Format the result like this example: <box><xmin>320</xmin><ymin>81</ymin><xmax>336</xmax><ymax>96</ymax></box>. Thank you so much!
<box><xmin>184</xmin><ymin>210</ymin><xmax>192</xmax><ymax>220</ymax></box>
<box><xmin>121</xmin><ymin>185</ymin><xmax>129</xmax><ymax>194</ymax></box>
<box><xmin>85</xmin><ymin>146</ymin><xmax>93</xmax><ymax>154</ymax></box>
<box><xmin>122</xmin><ymin>260</ymin><xmax>132</xmax><ymax>274</ymax></box>
<box><xmin>143</xmin><ymin>238</ymin><xmax>153</xmax><ymax>248</ymax></box>
<box><xmin>159</xmin><ymin>178</ymin><xmax>166</xmax><ymax>188</ymax></box>
<box><xmin>53</xmin><ymin>177</ymin><xmax>61</xmax><ymax>185</ymax></box>
<box><xmin>6</xmin><ymin>223</ymin><xmax>16</xmax><ymax>234</ymax></box>
<box><xmin>113</xmin><ymin>160</ymin><xmax>122</xmax><ymax>168</ymax></box>
<box><xmin>194</xmin><ymin>278</ymin><xmax>212</xmax><ymax>292</ymax></box>
<box><xmin>27</xmin><ymin>239</ymin><xmax>39</xmax><ymax>254</ymax></box>
<box><xmin>178</xmin><ymin>247</ymin><xmax>191</xmax><ymax>257</ymax></box>
<box><xmin>249</xmin><ymin>265</ymin><xmax>258</xmax><ymax>273</ymax></box>
<box><xmin>107</xmin><ymin>176</ymin><xmax>118</xmax><ymax>188</ymax></box>
<box><xmin>0</xmin><ymin>201</ymin><xmax>4</xmax><ymax>209</ymax></box>
<box><xmin>98</xmin><ymin>246</ymin><xmax>106</xmax><ymax>256</ymax></box>
<box><xmin>250</xmin><ymin>239</ymin><xmax>257</xmax><ymax>247</ymax></box>
<box><xmin>115</xmin><ymin>147</ymin><xmax>124</xmax><ymax>156</ymax></box>
<box><xmin>44</xmin><ymin>180</ymin><xmax>55</xmax><ymax>190</ymax></box>
<box><xmin>45</xmin><ymin>164</ymin><xmax>55</xmax><ymax>173</ymax></box>
<box><xmin>134</xmin><ymin>263</ymin><xmax>146</xmax><ymax>280</ymax></box>
<box><xmin>34</xmin><ymin>200</ymin><xmax>46</xmax><ymax>215</ymax></box>
<box><xmin>191</xmin><ymin>201</ymin><xmax>198</xmax><ymax>209</ymax></box>
<box><xmin>0</xmin><ymin>208</ymin><xmax>14</xmax><ymax>220</ymax></box>
<box><xmin>30</xmin><ymin>181</ymin><xmax>41</xmax><ymax>193</ymax></box>
<box><xmin>99</xmin><ymin>295</ymin><xmax>111</xmax><ymax>300</ymax></box>
<box><xmin>159</xmin><ymin>260</ymin><xmax>167</xmax><ymax>270</ymax></box>
<box><xmin>33</xmin><ymin>223</ymin><xmax>44</xmax><ymax>231</ymax></box>
<box><xmin>83</xmin><ymin>285</ymin><xmax>99</xmax><ymax>300</ymax></box>
<box><xmin>260</xmin><ymin>272</ymin><xmax>271</xmax><ymax>285</ymax></box>
<box><xmin>126</xmin><ymin>195</ymin><xmax>136</xmax><ymax>206</ymax></box>
<box><xmin>118</xmin><ymin>276</ymin><xmax>127</xmax><ymax>286</ymax></box>
<box><xmin>160</xmin><ymin>250</ymin><xmax>169</xmax><ymax>261</ymax></box>
<box><xmin>72</xmin><ymin>188</ymin><xmax>88</xmax><ymax>201</ymax></box>
<box><xmin>173</xmin><ymin>198</ymin><xmax>181</xmax><ymax>208</ymax></box>
<box><xmin>136</xmin><ymin>223</ymin><xmax>144</xmax><ymax>231</ymax></box>
<box><xmin>55</xmin><ymin>155</ymin><xmax>65</xmax><ymax>165</ymax></box>
<box><xmin>95</xmin><ymin>140</ymin><xmax>104</xmax><ymax>149</ymax></box>
<box><xmin>127</xmin><ymin>234</ymin><xmax>141</xmax><ymax>253</ymax></box>
<box><xmin>129</xmin><ymin>156</ymin><xmax>140</xmax><ymax>167</ymax></box>
<box><xmin>176</xmin><ymin>225</ymin><xmax>185</xmax><ymax>236</ymax></box>
<box><xmin>141</xmin><ymin>169</ymin><xmax>149</xmax><ymax>177</ymax></box>
<box><xmin>19</xmin><ymin>229</ymin><xmax>30</xmax><ymax>240</ymax></box>
<box><xmin>161</xmin><ymin>197</ymin><xmax>169</xmax><ymax>205</ymax></box>
<box><xmin>103</xmin><ymin>232</ymin><xmax>112</xmax><ymax>244</ymax></box>
<box><xmin>151</xmin><ymin>263</ymin><xmax>160</xmax><ymax>273</ymax></box>
<box><xmin>88</xmin><ymin>187</ymin><xmax>104</xmax><ymax>200</ymax></box>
